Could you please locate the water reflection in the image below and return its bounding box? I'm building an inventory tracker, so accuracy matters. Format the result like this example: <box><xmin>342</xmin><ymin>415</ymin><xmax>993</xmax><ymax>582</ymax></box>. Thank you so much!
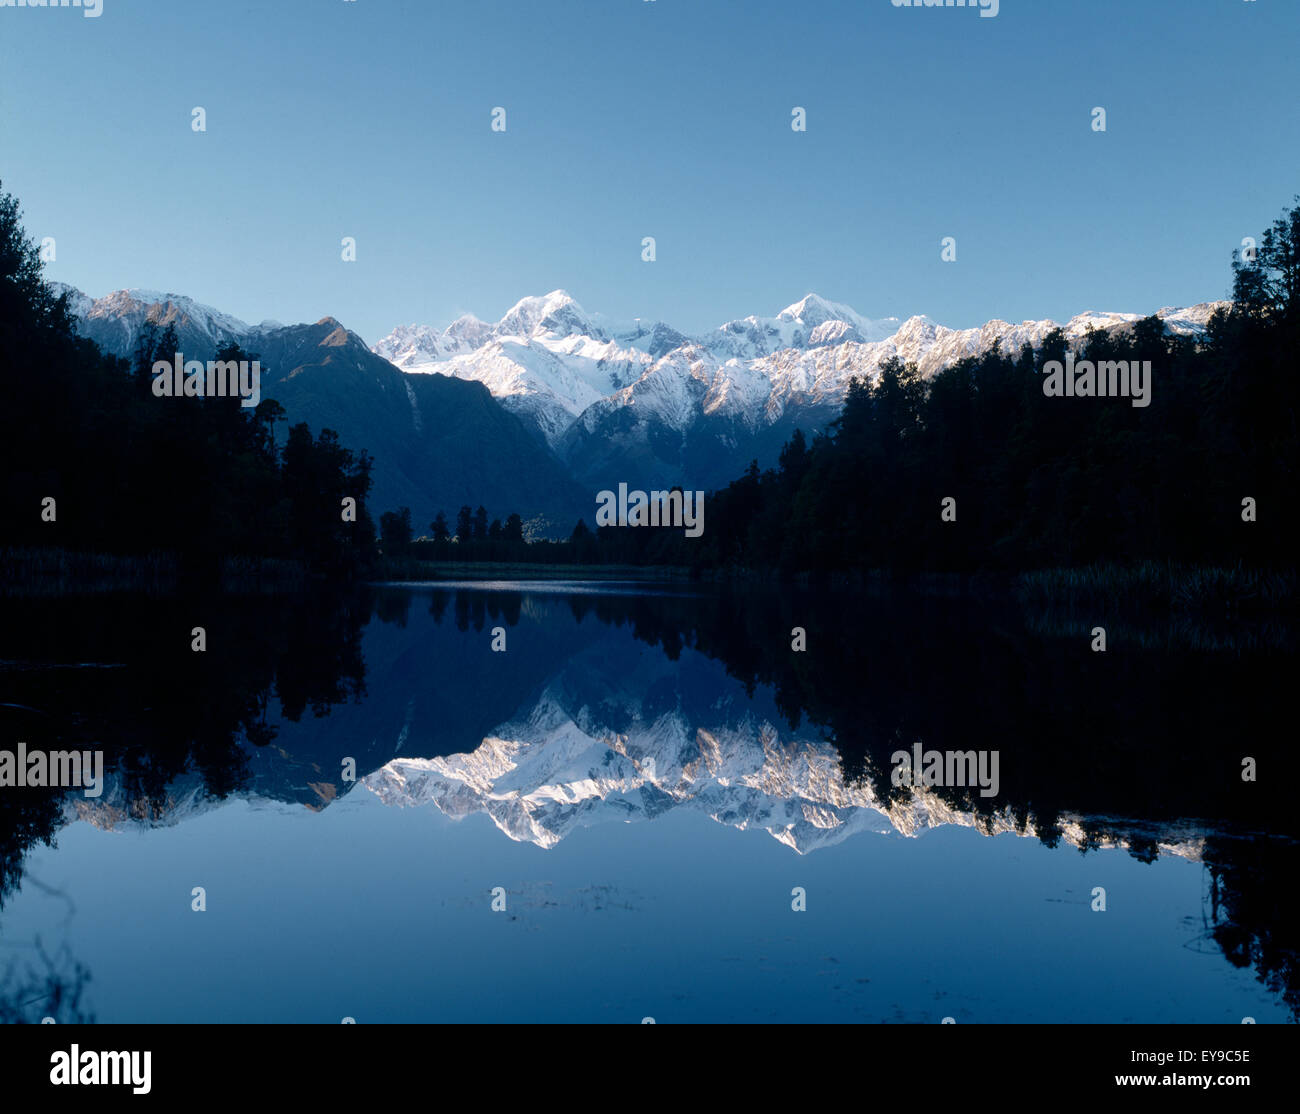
<box><xmin>0</xmin><ymin>583</ymin><xmax>1295</xmax><ymax>1021</ymax></box>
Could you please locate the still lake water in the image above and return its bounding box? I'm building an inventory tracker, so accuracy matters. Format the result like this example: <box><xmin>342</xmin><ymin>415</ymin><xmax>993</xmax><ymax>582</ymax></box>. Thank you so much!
<box><xmin>0</xmin><ymin>582</ymin><xmax>1294</xmax><ymax>1023</ymax></box>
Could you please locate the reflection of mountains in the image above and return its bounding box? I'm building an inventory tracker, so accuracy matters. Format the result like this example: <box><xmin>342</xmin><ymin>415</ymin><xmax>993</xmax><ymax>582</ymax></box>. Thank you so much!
<box><xmin>2</xmin><ymin>583</ymin><xmax>1297</xmax><ymax>1018</ymax></box>
<box><xmin>8</xmin><ymin>583</ymin><xmax>1295</xmax><ymax>844</ymax></box>
<box><xmin>29</xmin><ymin>584</ymin><xmax>1295</xmax><ymax>859</ymax></box>
<box><xmin>281</xmin><ymin>586</ymin><xmax>1300</xmax><ymax>860</ymax></box>
<box><xmin>362</xmin><ymin>653</ymin><xmax>1204</xmax><ymax>857</ymax></box>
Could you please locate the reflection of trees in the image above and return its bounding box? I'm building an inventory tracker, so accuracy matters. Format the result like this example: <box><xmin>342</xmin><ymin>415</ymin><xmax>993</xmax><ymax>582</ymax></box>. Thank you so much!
<box><xmin>0</xmin><ymin>588</ymin><xmax>368</xmax><ymax>909</ymax></box>
<box><xmin>0</xmin><ymin>792</ymin><xmax>62</xmax><ymax>911</ymax></box>
<box><xmin>373</xmin><ymin>588</ymin><xmax>412</xmax><ymax>629</ymax></box>
<box><xmin>428</xmin><ymin>590</ymin><xmax>449</xmax><ymax>624</ymax></box>
<box><xmin>0</xmin><ymin>873</ymin><xmax>93</xmax><ymax>1024</ymax></box>
<box><xmin>1205</xmin><ymin>838</ymin><xmax>1300</xmax><ymax>1021</ymax></box>
<box><xmin>0</xmin><ymin>937</ymin><xmax>94</xmax><ymax>1024</ymax></box>
<box><xmin>276</xmin><ymin>592</ymin><xmax>367</xmax><ymax>719</ymax></box>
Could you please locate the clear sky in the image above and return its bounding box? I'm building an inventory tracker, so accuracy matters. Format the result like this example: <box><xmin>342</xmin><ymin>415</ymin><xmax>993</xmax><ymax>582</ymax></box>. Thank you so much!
<box><xmin>2</xmin><ymin>0</ymin><xmax>1297</xmax><ymax>343</ymax></box>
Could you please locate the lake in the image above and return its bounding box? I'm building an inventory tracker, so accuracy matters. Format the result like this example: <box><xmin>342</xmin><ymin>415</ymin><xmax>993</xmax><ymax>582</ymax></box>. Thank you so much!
<box><xmin>0</xmin><ymin>581</ymin><xmax>1294</xmax><ymax>1023</ymax></box>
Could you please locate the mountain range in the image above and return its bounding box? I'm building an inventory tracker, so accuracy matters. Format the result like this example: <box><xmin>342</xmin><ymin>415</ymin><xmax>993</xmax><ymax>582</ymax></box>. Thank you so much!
<box><xmin>54</xmin><ymin>283</ymin><xmax>1229</xmax><ymax>535</ymax></box>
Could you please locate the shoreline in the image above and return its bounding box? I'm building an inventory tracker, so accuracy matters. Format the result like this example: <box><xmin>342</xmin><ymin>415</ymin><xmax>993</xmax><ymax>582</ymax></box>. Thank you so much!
<box><xmin>3</xmin><ymin>547</ymin><xmax>1295</xmax><ymax>619</ymax></box>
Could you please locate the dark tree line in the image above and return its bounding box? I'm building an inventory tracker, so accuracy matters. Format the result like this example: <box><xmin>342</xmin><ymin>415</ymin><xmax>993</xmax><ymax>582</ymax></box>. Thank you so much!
<box><xmin>379</xmin><ymin>503</ymin><xmax>526</xmax><ymax>560</ymax></box>
<box><xmin>0</xmin><ymin>182</ymin><xmax>378</xmax><ymax>581</ymax></box>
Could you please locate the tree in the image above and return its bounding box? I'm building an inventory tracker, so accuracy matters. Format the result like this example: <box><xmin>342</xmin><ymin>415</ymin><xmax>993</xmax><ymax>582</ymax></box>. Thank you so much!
<box><xmin>488</xmin><ymin>518</ymin><xmax>503</xmax><ymax>541</ymax></box>
<box><xmin>132</xmin><ymin>321</ymin><xmax>160</xmax><ymax>387</ymax></box>
<box><xmin>158</xmin><ymin>323</ymin><xmax>180</xmax><ymax>365</ymax></box>
<box><xmin>504</xmin><ymin>513</ymin><xmax>525</xmax><ymax>543</ymax></box>
<box><xmin>1232</xmin><ymin>196</ymin><xmax>1300</xmax><ymax>323</ymax></box>
<box><xmin>455</xmin><ymin>505</ymin><xmax>473</xmax><ymax>542</ymax></box>
<box><xmin>380</xmin><ymin>507</ymin><xmax>413</xmax><ymax>555</ymax></box>
<box><xmin>778</xmin><ymin>428</ymin><xmax>809</xmax><ymax>487</ymax></box>
<box><xmin>569</xmin><ymin>518</ymin><xmax>597</xmax><ymax>562</ymax></box>
<box><xmin>0</xmin><ymin>181</ymin><xmax>72</xmax><ymax>337</ymax></box>
<box><xmin>253</xmin><ymin>397</ymin><xmax>287</xmax><ymax>457</ymax></box>
<box><xmin>473</xmin><ymin>505</ymin><xmax>488</xmax><ymax>541</ymax></box>
<box><xmin>430</xmin><ymin>512</ymin><xmax>450</xmax><ymax>543</ymax></box>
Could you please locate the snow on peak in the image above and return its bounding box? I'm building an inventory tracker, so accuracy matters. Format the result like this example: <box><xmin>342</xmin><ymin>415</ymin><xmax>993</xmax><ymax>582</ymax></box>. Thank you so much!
<box><xmin>369</xmin><ymin>290</ymin><xmax>1228</xmax><ymax>452</ymax></box>
<box><xmin>706</xmin><ymin>295</ymin><xmax>900</xmax><ymax>359</ymax></box>
<box><xmin>56</xmin><ymin>285</ymin><xmax>268</xmax><ymax>355</ymax></box>
<box><xmin>445</xmin><ymin>312</ymin><xmax>491</xmax><ymax>341</ymax></box>
<box><xmin>776</xmin><ymin>293</ymin><xmax>901</xmax><ymax>343</ymax></box>
<box><xmin>779</xmin><ymin>293</ymin><xmax>854</xmax><ymax>328</ymax></box>
<box><xmin>105</xmin><ymin>288</ymin><xmax>253</xmax><ymax>334</ymax></box>
<box><xmin>497</xmin><ymin>289</ymin><xmax>597</xmax><ymax>340</ymax></box>
<box><xmin>373</xmin><ymin>322</ymin><xmax>444</xmax><ymax>364</ymax></box>
<box><xmin>1154</xmin><ymin>302</ymin><xmax>1228</xmax><ymax>335</ymax></box>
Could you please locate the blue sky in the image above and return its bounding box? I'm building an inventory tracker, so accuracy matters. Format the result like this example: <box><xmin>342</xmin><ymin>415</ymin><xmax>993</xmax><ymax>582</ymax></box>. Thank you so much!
<box><xmin>2</xmin><ymin>0</ymin><xmax>1297</xmax><ymax>343</ymax></box>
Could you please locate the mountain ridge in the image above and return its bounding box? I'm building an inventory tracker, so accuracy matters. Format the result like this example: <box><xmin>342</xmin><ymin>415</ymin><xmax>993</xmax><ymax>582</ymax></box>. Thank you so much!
<box><xmin>51</xmin><ymin>286</ymin><xmax>588</xmax><ymax>532</ymax></box>
<box><xmin>54</xmin><ymin>283</ymin><xmax>1231</xmax><ymax>524</ymax></box>
<box><xmin>373</xmin><ymin>289</ymin><xmax>1229</xmax><ymax>489</ymax></box>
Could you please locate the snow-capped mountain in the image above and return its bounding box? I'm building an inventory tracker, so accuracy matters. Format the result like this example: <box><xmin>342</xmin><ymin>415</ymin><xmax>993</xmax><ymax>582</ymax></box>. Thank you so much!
<box><xmin>375</xmin><ymin>291</ymin><xmax>657</xmax><ymax>446</ymax></box>
<box><xmin>375</xmin><ymin>290</ymin><xmax>1229</xmax><ymax>489</ymax></box>
<box><xmin>51</xmin><ymin>283</ymin><xmax>280</xmax><ymax>361</ymax></box>
<box><xmin>54</xmin><ymin>281</ymin><xmax>1231</xmax><ymax>505</ymax></box>
<box><xmin>707</xmin><ymin>292</ymin><xmax>902</xmax><ymax>360</ymax></box>
<box><xmin>374</xmin><ymin>289</ymin><xmax>908</xmax><ymax>440</ymax></box>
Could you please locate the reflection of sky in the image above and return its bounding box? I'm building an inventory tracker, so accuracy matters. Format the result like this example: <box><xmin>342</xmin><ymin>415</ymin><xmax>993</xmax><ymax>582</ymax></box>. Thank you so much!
<box><xmin>3</xmin><ymin>791</ymin><xmax>1284</xmax><ymax>1023</ymax></box>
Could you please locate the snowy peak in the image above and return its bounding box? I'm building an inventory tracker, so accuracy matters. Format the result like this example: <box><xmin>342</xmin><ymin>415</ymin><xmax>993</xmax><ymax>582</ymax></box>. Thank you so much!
<box><xmin>53</xmin><ymin>284</ymin><xmax>275</xmax><ymax>360</ymax></box>
<box><xmin>444</xmin><ymin>312</ymin><xmax>493</xmax><ymax>346</ymax></box>
<box><xmin>371</xmin><ymin>289</ymin><xmax>1229</xmax><ymax>463</ymax></box>
<box><xmin>498</xmin><ymin>289</ymin><xmax>599</xmax><ymax>341</ymax></box>
<box><xmin>779</xmin><ymin>292</ymin><xmax>870</xmax><ymax>333</ymax></box>
<box><xmin>373</xmin><ymin>289</ymin><xmax>894</xmax><ymax>376</ymax></box>
<box><xmin>57</xmin><ymin>285</ymin><xmax>256</xmax><ymax>338</ymax></box>
<box><xmin>778</xmin><ymin>293</ymin><xmax>839</xmax><ymax>324</ymax></box>
<box><xmin>375</xmin><ymin>291</ymin><xmax>601</xmax><ymax>372</ymax></box>
<box><xmin>709</xmin><ymin>294</ymin><xmax>901</xmax><ymax>359</ymax></box>
<box><xmin>1146</xmin><ymin>302</ymin><xmax>1225</xmax><ymax>336</ymax></box>
<box><xmin>373</xmin><ymin>322</ymin><xmax>444</xmax><ymax>364</ymax></box>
